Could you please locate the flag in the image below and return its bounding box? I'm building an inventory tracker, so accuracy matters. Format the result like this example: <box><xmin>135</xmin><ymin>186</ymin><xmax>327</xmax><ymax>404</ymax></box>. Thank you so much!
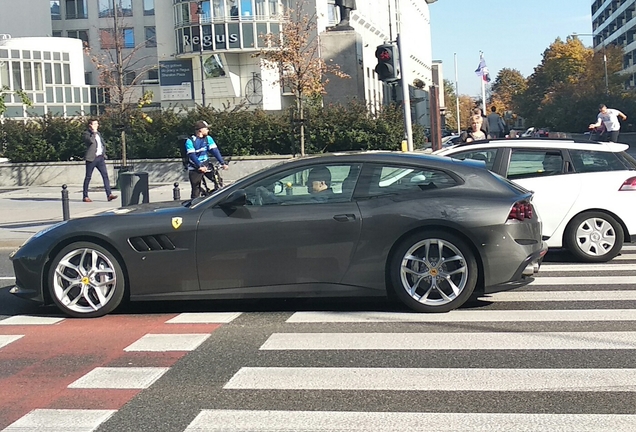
<box><xmin>475</xmin><ymin>57</ymin><xmax>491</xmax><ymax>82</ymax></box>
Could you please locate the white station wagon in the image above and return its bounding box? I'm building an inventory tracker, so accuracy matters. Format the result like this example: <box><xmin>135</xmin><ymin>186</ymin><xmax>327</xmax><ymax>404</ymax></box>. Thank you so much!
<box><xmin>436</xmin><ymin>138</ymin><xmax>636</xmax><ymax>262</ymax></box>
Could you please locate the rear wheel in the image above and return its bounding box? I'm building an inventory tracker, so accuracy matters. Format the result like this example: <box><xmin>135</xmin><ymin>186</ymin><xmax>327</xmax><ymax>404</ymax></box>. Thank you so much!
<box><xmin>390</xmin><ymin>231</ymin><xmax>478</xmax><ymax>313</ymax></box>
<box><xmin>48</xmin><ymin>242</ymin><xmax>125</xmax><ymax>318</ymax></box>
<box><xmin>564</xmin><ymin>211</ymin><xmax>623</xmax><ymax>262</ymax></box>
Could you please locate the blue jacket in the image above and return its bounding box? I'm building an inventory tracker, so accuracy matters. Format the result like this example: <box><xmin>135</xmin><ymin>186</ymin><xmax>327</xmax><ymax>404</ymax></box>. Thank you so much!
<box><xmin>185</xmin><ymin>135</ymin><xmax>225</xmax><ymax>171</ymax></box>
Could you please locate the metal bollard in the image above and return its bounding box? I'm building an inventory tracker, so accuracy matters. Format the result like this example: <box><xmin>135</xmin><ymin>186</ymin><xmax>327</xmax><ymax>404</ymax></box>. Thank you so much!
<box><xmin>173</xmin><ymin>182</ymin><xmax>181</xmax><ymax>201</ymax></box>
<box><xmin>61</xmin><ymin>184</ymin><xmax>70</xmax><ymax>221</ymax></box>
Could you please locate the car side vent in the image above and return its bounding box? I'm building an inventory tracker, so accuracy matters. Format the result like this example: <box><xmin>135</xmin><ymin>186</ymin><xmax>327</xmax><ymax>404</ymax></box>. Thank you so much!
<box><xmin>129</xmin><ymin>235</ymin><xmax>176</xmax><ymax>252</ymax></box>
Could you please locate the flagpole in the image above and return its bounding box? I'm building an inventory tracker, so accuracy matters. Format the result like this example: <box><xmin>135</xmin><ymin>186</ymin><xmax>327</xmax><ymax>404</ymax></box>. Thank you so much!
<box><xmin>454</xmin><ymin>52</ymin><xmax>460</xmax><ymax>134</ymax></box>
<box><xmin>480</xmin><ymin>51</ymin><xmax>486</xmax><ymax>115</ymax></box>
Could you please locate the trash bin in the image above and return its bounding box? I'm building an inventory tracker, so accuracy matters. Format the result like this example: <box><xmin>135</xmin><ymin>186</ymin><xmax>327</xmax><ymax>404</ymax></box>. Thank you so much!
<box><xmin>120</xmin><ymin>171</ymin><xmax>149</xmax><ymax>207</ymax></box>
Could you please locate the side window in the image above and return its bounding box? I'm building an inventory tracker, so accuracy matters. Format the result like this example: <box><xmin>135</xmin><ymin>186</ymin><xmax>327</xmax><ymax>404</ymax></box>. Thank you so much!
<box><xmin>360</xmin><ymin>164</ymin><xmax>457</xmax><ymax>197</ymax></box>
<box><xmin>450</xmin><ymin>149</ymin><xmax>497</xmax><ymax>171</ymax></box>
<box><xmin>569</xmin><ymin>149</ymin><xmax>629</xmax><ymax>173</ymax></box>
<box><xmin>507</xmin><ymin>149</ymin><xmax>564</xmax><ymax>180</ymax></box>
<box><xmin>244</xmin><ymin>163</ymin><xmax>361</xmax><ymax>206</ymax></box>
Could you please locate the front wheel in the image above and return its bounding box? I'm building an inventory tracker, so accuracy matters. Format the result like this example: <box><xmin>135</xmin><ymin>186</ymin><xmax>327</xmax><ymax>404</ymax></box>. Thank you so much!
<box><xmin>389</xmin><ymin>231</ymin><xmax>478</xmax><ymax>313</ymax></box>
<box><xmin>48</xmin><ymin>242</ymin><xmax>125</xmax><ymax>318</ymax></box>
<box><xmin>564</xmin><ymin>211</ymin><xmax>623</xmax><ymax>262</ymax></box>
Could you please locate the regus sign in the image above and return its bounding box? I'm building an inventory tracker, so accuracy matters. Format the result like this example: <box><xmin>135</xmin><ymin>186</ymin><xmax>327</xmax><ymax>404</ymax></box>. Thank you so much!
<box><xmin>183</xmin><ymin>33</ymin><xmax>238</xmax><ymax>47</ymax></box>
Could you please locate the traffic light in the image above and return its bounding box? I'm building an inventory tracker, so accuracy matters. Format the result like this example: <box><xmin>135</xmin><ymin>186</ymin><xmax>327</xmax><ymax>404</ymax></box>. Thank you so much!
<box><xmin>375</xmin><ymin>43</ymin><xmax>399</xmax><ymax>82</ymax></box>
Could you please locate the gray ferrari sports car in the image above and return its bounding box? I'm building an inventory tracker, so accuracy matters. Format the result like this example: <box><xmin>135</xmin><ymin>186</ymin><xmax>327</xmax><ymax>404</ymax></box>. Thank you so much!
<box><xmin>10</xmin><ymin>152</ymin><xmax>547</xmax><ymax>318</ymax></box>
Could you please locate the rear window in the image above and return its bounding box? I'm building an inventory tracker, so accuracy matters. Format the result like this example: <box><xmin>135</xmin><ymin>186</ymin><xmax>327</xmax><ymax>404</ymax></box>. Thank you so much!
<box><xmin>616</xmin><ymin>151</ymin><xmax>636</xmax><ymax>169</ymax></box>
<box><xmin>364</xmin><ymin>164</ymin><xmax>458</xmax><ymax>197</ymax></box>
<box><xmin>569</xmin><ymin>149</ymin><xmax>631</xmax><ymax>173</ymax></box>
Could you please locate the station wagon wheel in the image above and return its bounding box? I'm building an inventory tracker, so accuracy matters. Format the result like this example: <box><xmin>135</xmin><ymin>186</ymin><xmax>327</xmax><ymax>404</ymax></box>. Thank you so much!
<box><xmin>48</xmin><ymin>242</ymin><xmax>125</xmax><ymax>318</ymax></box>
<box><xmin>390</xmin><ymin>231</ymin><xmax>478</xmax><ymax>313</ymax></box>
<box><xmin>564</xmin><ymin>211</ymin><xmax>624</xmax><ymax>263</ymax></box>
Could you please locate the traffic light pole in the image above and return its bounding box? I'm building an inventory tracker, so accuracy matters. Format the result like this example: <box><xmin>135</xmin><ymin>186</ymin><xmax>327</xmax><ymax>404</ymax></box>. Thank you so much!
<box><xmin>397</xmin><ymin>34</ymin><xmax>413</xmax><ymax>151</ymax></box>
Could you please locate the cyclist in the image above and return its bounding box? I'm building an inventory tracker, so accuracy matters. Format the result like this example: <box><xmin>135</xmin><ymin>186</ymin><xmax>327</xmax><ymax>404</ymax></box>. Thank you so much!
<box><xmin>185</xmin><ymin>120</ymin><xmax>229</xmax><ymax>199</ymax></box>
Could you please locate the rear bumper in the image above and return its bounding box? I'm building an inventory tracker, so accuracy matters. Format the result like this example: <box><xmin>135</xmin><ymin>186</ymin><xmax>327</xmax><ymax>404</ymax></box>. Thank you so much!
<box><xmin>483</xmin><ymin>241</ymin><xmax>548</xmax><ymax>294</ymax></box>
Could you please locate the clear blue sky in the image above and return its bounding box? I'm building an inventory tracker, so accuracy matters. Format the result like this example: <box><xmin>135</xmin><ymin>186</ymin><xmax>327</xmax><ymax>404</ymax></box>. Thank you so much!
<box><xmin>429</xmin><ymin>0</ymin><xmax>593</xmax><ymax>97</ymax></box>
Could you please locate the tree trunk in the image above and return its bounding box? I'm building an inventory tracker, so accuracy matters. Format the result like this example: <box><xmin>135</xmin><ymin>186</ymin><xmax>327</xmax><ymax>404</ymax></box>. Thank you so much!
<box><xmin>298</xmin><ymin>96</ymin><xmax>305</xmax><ymax>156</ymax></box>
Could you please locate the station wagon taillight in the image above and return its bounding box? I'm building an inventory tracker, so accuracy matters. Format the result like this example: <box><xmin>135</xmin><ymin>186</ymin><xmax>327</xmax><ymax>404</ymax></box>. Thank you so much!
<box><xmin>619</xmin><ymin>176</ymin><xmax>636</xmax><ymax>191</ymax></box>
<box><xmin>508</xmin><ymin>201</ymin><xmax>534</xmax><ymax>221</ymax></box>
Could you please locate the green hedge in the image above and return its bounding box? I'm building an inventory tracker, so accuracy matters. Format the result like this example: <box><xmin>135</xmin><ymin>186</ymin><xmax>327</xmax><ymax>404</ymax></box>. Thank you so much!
<box><xmin>0</xmin><ymin>102</ymin><xmax>425</xmax><ymax>163</ymax></box>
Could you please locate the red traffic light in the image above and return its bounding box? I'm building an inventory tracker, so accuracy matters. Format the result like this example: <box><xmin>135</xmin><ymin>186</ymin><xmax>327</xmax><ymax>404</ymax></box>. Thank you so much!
<box><xmin>377</xmin><ymin>49</ymin><xmax>391</xmax><ymax>61</ymax></box>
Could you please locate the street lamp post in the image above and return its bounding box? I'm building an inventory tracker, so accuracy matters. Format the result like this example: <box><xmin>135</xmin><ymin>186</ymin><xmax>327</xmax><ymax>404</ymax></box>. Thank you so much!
<box><xmin>196</xmin><ymin>1</ymin><xmax>206</xmax><ymax>107</ymax></box>
<box><xmin>572</xmin><ymin>32</ymin><xmax>609</xmax><ymax>96</ymax></box>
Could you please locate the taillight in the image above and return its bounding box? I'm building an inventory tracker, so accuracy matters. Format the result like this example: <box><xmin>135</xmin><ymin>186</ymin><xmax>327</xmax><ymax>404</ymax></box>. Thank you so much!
<box><xmin>619</xmin><ymin>176</ymin><xmax>636</xmax><ymax>191</ymax></box>
<box><xmin>508</xmin><ymin>201</ymin><xmax>534</xmax><ymax>221</ymax></box>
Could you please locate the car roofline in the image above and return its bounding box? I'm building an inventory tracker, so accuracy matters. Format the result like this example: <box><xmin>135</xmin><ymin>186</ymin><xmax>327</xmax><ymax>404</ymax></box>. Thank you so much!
<box><xmin>439</xmin><ymin>138</ymin><xmax>629</xmax><ymax>153</ymax></box>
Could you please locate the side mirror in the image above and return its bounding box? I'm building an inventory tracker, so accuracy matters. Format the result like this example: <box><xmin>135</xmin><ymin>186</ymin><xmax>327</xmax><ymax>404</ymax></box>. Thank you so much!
<box><xmin>219</xmin><ymin>189</ymin><xmax>247</xmax><ymax>208</ymax></box>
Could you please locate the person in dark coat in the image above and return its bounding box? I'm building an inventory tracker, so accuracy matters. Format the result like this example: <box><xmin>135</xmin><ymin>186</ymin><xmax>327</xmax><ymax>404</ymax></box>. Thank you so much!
<box><xmin>82</xmin><ymin>119</ymin><xmax>117</xmax><ymax>203</ymax></box>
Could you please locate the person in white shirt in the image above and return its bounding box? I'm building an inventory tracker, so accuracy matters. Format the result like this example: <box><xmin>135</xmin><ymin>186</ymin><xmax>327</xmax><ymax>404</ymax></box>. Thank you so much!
<box><xmin>82</xmin><ymin>119</ymin><xmax>117</xmax><ymax>203</ymax></box>
<box><xmin>589</xmin><ymin>104</ymin><xmax>627</xmax><ymax>143</ymax></box>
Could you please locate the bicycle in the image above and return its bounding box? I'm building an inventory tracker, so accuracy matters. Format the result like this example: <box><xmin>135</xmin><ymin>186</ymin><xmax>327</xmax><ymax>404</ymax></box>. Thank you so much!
<box><xmin>199</xmin><ymin>161</ymin><xmax>226</xmax><ymax>196</ymax></box>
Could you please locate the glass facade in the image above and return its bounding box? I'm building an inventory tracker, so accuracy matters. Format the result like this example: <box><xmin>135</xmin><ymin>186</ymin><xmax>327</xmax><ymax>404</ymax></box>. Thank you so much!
<box><xmin>173</xmin><ymin>0</ymin><xmax>285</xmax><ymax>54</ymax></box>
<box><xmin>98</xmin><ymin>0</ymin><xmax>133</xmax><ymax>18</ymax></box>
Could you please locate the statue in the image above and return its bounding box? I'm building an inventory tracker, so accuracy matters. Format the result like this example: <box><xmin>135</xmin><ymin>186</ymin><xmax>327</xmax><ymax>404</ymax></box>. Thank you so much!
<box><xmin>333</xmin><ymin>0</ymin><xmax>356</xmax><ymax>30</ymax></box>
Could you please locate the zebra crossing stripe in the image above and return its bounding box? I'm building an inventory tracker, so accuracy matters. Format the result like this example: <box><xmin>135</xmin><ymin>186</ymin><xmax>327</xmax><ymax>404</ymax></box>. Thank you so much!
<box><xmin>184</xmin><ymin>410</ymin><xmax>636</xmax><ymax>432</ymax></box>
<box><xmin>623</xmin><ymin>245</ymin><xmax>636</xmax><ymax>251</ymax></box>
<box><xmin>0</xmin><ymin>334</ymin><xmax>23</xmax><ymax>349</ymax></box>
<box><xmin>0</xmin><ymin>316</ymin><xmax>65</xmax><ymax>325</ymax></box>
<box><xmin>287</xmin><ymin>309</ymin><xmax>636</xmax><ymax>323</ymax></box>
<box><xmin>224</xmin><ymin>367</ymin><xmax>636</xmax><ymax>391</ymax></box>
<box><xmin>260</xmin><ymin>332</ymin><xmax>636</xmax><ymax>350</ymax></box>
<box><xmin>2</xmin><ymin>409</ymin><xmax>116</xmax><ymax>432</ymax></box>
<box><xmin>531</xmin><ymin>276</ymin><xmax>635</xmax><ymax>285</ymax></box>
<box><xmin>539</xmin><ymin>263</ymin><xmax>636</xmax><ymax>271</ymax></box>
<box><xmin>614</xmin><ymin>254</ymin><xmax>636</xmax><ymax>260</ymax></box>
<box><xmin>483</xmin><ymin>290</ymin><xmax>636</xmax><ymax>302</ymax></box>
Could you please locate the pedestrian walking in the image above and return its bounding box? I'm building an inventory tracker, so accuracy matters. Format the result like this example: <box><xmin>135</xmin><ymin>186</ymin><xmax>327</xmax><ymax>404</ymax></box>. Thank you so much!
<box><xmin>486</xmin><ymin>106</ymin><xmax>506</xmax><ymax>139</ymax></box>
<box><xmin>460</xmin><ymin>115</ymin><xmax>487</xmax><ymax>143</ymax></box>
<box><xmin>82</xmin><ymin>119</ymin><xmax>117</xmax><ymax>203</ymax></box>
<box><xmin>470</xmin><ymin>107</ymin><xmax>489</xmax><ymax>137</ymax></box>
<box><xmin>185</xmin><ymin>120</ymin><xmax>229</xmax><ymax>199</ymax></box>
<box><xmin>589</xmin><ymin>104</ymin><xmax>627</xmax><ymax>143</ymax></box>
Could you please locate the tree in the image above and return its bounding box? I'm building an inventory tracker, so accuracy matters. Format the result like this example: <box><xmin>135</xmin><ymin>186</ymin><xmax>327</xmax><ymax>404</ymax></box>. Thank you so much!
<box><xmin>0</xmin><ymin>87</ymin><xmax>32</xmax><ymax>116</ymax></box>
<box><xmin>489</xmin><ymin>68</ymin><xmax>526</xmax><ymax>112</ymax></box>
<box><xmin>255</xmin><ymin>4</ymin><xmax>347</xmax><ymax>155</ymax></box>
<box><xmin>87</xmin><ymin>1</ymin><xmax>155</xmax><ymax>167</ymax></box>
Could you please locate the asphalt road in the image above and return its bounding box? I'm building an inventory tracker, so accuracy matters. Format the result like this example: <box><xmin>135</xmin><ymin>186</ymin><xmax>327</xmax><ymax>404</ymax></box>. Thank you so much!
<box><xmin>1</xmin><ymin>247</ymin><xmax>636</xmax><ymax>431</ymax></box>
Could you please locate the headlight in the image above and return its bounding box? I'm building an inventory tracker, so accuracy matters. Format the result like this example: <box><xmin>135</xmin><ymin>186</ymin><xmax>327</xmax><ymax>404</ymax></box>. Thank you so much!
<box><xmin>21</xmin><ymin>221</ymin><xmax>68</xmax><ymax>247</ymax></box>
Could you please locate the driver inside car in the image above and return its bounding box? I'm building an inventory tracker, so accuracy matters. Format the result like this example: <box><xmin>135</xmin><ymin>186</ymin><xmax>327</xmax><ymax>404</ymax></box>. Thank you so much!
<box><xmin>307</xmin><ymin>166</ymin><xmax>335</xmax><ymax>202</ymax></box>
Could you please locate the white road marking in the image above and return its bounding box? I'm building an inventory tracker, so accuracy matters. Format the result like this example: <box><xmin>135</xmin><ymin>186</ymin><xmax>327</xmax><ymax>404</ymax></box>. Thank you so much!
<box><xmin>0</xmin><ymin>334</ymin><xmax>23</xmax><ymax>349</ymax></box>
<box><xmin>0</xmin><ymin>276</ymin><xmax>15</xmax><ymax>280</ymax></box>
<box><xmin>185</xmin><ymin>410</ymin><xmax>636</xmax><ymax>432</ymax></box>
<box><xmin>531</xmin><ymin>276</ymin><xmax>635</xmax><ymax>285</ymax></box>
<box><xmin>539</xmin><ymin>263</ymin><xmax>636</xmax><ymax>271</ymax></box>
<box><xmin>286</xmin><ymin>309</ymin><xmax>636</xmax><ymax>323</ymax></box>
<box><xmin>623</xmin><ymin>245</ymin><xmax>636</xmax><ymax>251</ymax></box>
<box><xmin>124</xmin><ymin>333</ymin><xmax>210</xmax><ymax>352</ymax></box>
<box><xmin>260</xmin><ymin>332</ymin><xmax>636</xmax><ymax>351</ymax></box>
<box><xmin>482</xmin><ymin>290</ymin><xmax>636</xmax><ymax>302</ymax></box>
<box><xmin>0</xmin><ymin>316</ymin><xmax>64</xmax><ymax>325</ymax></box>
<box><xmin>165</xmin><ymin>312</ymin><xmax>242</xmax><ymax>324</ymax></box>
<box><xmin>2</xmin><ymin>409</ymin><xmax>116</xmax><ymax>432</ymax></box>
<box><xmin>224</xmin><ymin>367</ymin><xmax>636</xmax><ymax>392</ymax></box>
<box><xmin>68</xmin><ymin>367</ymin><xmax>169</xmax><ymax>389</ymax></box>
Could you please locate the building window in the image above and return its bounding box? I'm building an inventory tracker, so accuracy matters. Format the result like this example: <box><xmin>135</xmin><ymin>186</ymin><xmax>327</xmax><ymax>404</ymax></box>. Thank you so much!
<box><xmin>143</xmin><ymin>0</ymin><xmax>154</xmax><ymax>15</ymax></box>
<box><xmin>144</xmin><ymin>26</ymin><xmax>156</xmax><ymax>47</ymax></box>
<box><xmin>66</xmin><ymin>0</ymin><xmax>88</xmax><ymax>19</ymax></box>
<box><xmin>123</xmin><ymin>28</ymin><xmax>134</xmax><ymax>48</ymax></box>
<box><xmin>67</xmin><ymin>30</ymin><xmax>90</xmax><ymax>47</ymax></box>
<box><xmin>51</xmin><ymin>0</ymin><xmax>61</xmax><ymax>19</ymax></box>
<box><xmin>147</xmin><ymin>68</ymin><xmax>158</xmax><ymax>80</ymax></box>
<box><xmin>98</xmin><ymin>0</ymin><xmax>132</xmax><ymax>17</ymax></box>
<box><xmin>100</xmin><ymin>28</ymin><xmax>134</xmax><ymax>49</ymax></box>
<box><xmin>124</xmin><ymin>70</ymin><xmax>136</xmax><ymax>85</ymax></box>
<box><xmin>53</xmin><ymin>30</ymin><xmax>63</xmax><ymax>37</ymax></box>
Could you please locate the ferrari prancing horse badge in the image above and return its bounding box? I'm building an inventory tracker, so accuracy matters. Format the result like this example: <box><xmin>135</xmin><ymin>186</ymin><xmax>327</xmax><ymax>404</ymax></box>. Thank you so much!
<box><xmin>172</xmin><ymin>217</ymin><xmax>182</xmax><ymax>229</ymax></box>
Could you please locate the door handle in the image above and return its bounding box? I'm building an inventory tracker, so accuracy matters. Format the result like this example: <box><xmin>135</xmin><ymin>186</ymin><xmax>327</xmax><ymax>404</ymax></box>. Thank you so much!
<box><xmin>333</xmin><ymin>214</ymin><xmax>356</xmax><ymax>222</ymax></box>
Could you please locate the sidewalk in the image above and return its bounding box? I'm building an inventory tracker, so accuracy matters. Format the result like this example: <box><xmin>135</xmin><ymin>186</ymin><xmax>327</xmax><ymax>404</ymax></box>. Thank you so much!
<box><xmin>0</xmin><ymin>183</ymin><xmax>181</xmax><ymax>249</ymax></box>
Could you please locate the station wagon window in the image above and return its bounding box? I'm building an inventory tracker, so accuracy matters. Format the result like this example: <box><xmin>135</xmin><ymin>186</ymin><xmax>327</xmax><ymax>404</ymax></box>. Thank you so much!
<box><xmin>448</xmin><ymin>149</ymin><xmax>497</xmax><ymax>171</ymax></box>
<box><xmin>244</xmin><ymin>163</ymin><xmax>361</xmax><ymax>206</ymax></box>
<box><xmin>507</xmin><ymin>149</ymin><xmax>564</xmax><ymax>180</ymax></box>
<box><xmin>361</xmin><ymin>164</ymin><xmax>457</xmax><ymax>197</ymax></box>
<box><xmin>569</xmin><ymin>149</ymin><xmax>630</xmax><ymax>173</ymax></box>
